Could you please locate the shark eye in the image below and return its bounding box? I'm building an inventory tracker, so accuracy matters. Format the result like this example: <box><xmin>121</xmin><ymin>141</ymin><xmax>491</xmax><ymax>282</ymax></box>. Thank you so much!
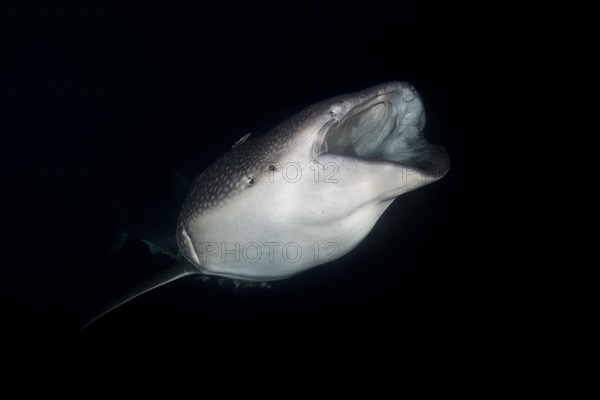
<box><xmin>329</xmin><ymin>105</ymin><xmax>342</xmax><ymax>119</ymax></box>
<box><xmin>269</xmin><ymin>165</ymin><xmax>276</xmax><ymax>171</ymax></box>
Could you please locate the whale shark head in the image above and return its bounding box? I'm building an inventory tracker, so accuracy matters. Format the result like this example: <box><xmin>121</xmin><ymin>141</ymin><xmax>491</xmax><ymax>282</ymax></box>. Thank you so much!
<box><xmin>177</xmin><ymin>81</ymin><xmax>449</xmax><ymax>281</ymax></box>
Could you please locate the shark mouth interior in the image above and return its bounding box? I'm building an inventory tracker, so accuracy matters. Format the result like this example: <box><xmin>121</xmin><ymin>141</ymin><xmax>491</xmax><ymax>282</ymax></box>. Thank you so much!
<box><xmin>321</xmin><ymin>91</ymin><xmax>449</xmax><ymax>176</ymax></box>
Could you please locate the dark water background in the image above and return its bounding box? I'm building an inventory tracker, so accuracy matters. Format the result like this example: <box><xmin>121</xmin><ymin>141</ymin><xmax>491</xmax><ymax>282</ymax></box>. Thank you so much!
<box><xmin>0</xmin><ymin>1</ymin><xmax>535</xmax><ymax>345</ymax></box>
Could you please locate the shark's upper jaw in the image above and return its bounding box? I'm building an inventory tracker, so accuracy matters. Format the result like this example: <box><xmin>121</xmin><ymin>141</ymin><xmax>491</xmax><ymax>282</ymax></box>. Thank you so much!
<box><xmin>315</xmin><ymin>82</ymin><xmax>450</xmax><ymax>179</ymax></box>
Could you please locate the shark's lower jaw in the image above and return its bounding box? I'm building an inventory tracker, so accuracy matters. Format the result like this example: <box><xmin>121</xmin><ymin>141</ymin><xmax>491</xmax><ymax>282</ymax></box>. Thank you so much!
<box><xmin>321</xmin><ymin>85</ymin><xmax>449</xmax><ymax>178</ymax></box>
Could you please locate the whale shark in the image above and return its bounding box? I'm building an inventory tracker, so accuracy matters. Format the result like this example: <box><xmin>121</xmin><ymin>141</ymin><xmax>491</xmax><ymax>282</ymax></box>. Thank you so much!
<box><xmin>81</xmin><ymin>81</ymin><xmax>449</xmax><ymax>330</ymax></box>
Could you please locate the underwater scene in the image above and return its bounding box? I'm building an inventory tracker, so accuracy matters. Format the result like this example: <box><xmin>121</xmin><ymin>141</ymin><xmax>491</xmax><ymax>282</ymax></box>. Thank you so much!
<box><xmin>0</xmin><ymin>1</ymin><xmax>533</xmax><ymax>345</ymax></box>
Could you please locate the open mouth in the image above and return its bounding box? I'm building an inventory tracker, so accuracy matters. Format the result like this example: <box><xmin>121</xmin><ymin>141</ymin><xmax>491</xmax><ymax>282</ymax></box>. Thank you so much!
<box><xmin>318</xmin><ymin>86</ymin><xmax>449</xmax><ymax>177</ymax></box>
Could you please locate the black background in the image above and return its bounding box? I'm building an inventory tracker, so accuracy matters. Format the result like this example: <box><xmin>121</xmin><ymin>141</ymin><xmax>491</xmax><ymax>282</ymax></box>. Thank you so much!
<box><xmin>0</xmin><ymin>1</ymin><xmax>535</xmax><ymax>345</ymax></box>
